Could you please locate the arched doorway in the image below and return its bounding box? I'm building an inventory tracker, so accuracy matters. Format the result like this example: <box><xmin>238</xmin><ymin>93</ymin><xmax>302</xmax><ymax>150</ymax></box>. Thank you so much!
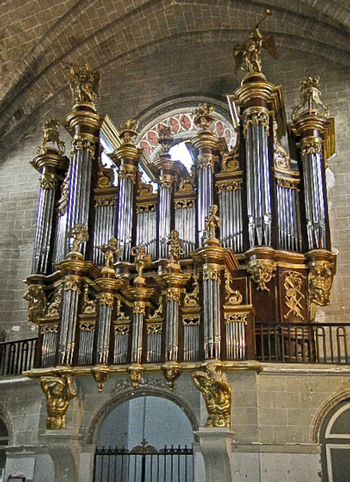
<box><xmin>94</xmin><ymin>395</ymin><xmax>195</xmax><ymax>482</ymax></box>
<box><xmin>0</xmin><ymin>418</ymin><xmax>9</xmax><ymax>482</ymax></box>
<box><xmin>320</xmin><ymin>397</ymin><xmax>350</xmax><ymax>482</ymax></box>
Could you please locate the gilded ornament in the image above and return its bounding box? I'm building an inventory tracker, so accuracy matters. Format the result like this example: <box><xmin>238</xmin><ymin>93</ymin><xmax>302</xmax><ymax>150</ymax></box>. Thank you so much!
<box><xmin>119</xmin><ymin>163</ymin><xmax>138</xmax><ymax>183</ymax></box>
<box><xmin>178</xmin><ymin>177</ymin><xmax>195</xmax><ymax>192</ymax></box>
<box><xmin>146</xmin><ymin>323</ymin><xmax>163</xmax><ymax>334</ymax></box>
<box><xmin>276</xmin><ymin>177</ymin><xmax>300</xmax><ymax>190</ymax></box>
<box><xmin>205</xmin><ymin>205</ymin><xmax>221</xmax><ymax>239</ymax></box>
<box><xmin>221</xmin><ymin>141</ymin><xmax>240</xmax><ymax>172</ymax></box>
<box><xmin>308</xmin><ymin>261</ymin><xmax>333</xmax><ymax>307</ymax></box>
<box><xmin>167</xmin><ymin>230</ymin><xmax>184</xmax><ymax>264</ymax></box>
<box><xmin>131</xmin><ymin>244</ymin><xmax>152</xmax><ymax>280</ymax></box>
<box><xmin>182</xmin><ymin>315</ymin><xmax>200</xmax><ymax>326</ymax></box>
<box><xmin>79</xmin><ymin>320</ymin><xmax>95</xmax><ymax>332</ymax></box>
<box><xmin>82</xmin><ymin>285</ymin><xmax>96</xmax><ymax>314</ymax></box>
<box><xmin>128</xmin><ymin>363</ymin><xmax>144</xmax><ymax>387</ymax></box>
<box><xmin>224</xmin><ymin>271</ymin><xmax>243</xmax><ymax>305</ymax></box>
<box><xmin>23</xmin><ymin>284</ymin><xmax>47</xmax><ymax>324</ymax></box>
<box><xmin>233</xmin><ymin>10</ymin><xmax>278</xmax><ymax>74</ymax></box>
<box><xmin>119</xmin><ymin>119</ymin><xmax>138</xmax><ymax>144</ymax></box>
<box><xmin>301</xmin><ymin>138</ymin><xmax>322</xmax><ymax>156</ymax></box>
<box><xmin>92</xmin><ymin>365</ymin><xmax>110</xmax><ymax>392</ymax></box>
<box><xmin>194</xmin><ymin>103</ymin><xmax>215</xmax><ymax>130</ymax></box>
<box><xmin>149</xmin><ymin>294</ymin><xmax>164</xmax><ymax>319</ymax></box>
<box><xmin>136</xmin><ymin>203</ymin><xmax>157</xmax><ymax>214</ymax></box>
<box><xmin>98</xmin><ymin>238</ymin><xmax>121</xmax><ymax>272</ymax></box>
<box><xmin>72</xmin><ymin>137</ymin><xmax>96</xmax><ymax>159</ymax></box>
<box><xmin>137</xmin><ymin>182</ymin><xmax>154</xmax><ymax>197</ymax></box>
<box><xmin>69</xmin><ymin>63</ymin><xmax>101</xmax><ymax>104</ymax></box>
<box><xmin>69</xmin><ymin>223</ymin><xmax>89</xmax><ymax>253</ymax></box>
<box><xmin>247</xmin><ymin>259</ymin><xmax>276</xmax><ymax>291</ymax></box>
<box><xmin>159</xmin><ymin>174</ymin><xmax>174</xmax><ymax>190</ymax></box>
<box><xmin>94</xmin><ymin>197</ymin><xmax>118</xmax><ymax>207</ymax></box>
<box><xmin>273</xmin><ymin>121</ymin><xmax>291</xmax><ymax>171</ymax></box>
<box><xmin>203</xmin><ymin>263</ymin><xmax>221</xmax><ymax>282</ymax></box>
<box><xmin>192</xmin><ymin>361</ymin><xmax>231</xmax><ymax>428</ymax></box>
<box><xmin>243</xmin><ymin>109</ymin><xmax>270</xmax><ymax>136</ymax></box>
<box><xmin>57</xmin><ymin>170</ymin><xmax>69</xmax><ymax>216</ymax></box>
<box><xmin>284</xmin><ymin>271</ymin><xmax>305</xmax><ymax>320</ymax></box>
<box><xmin>97</xmin><ymin>292</ymin><xmax>114</xmax><ymax>307</ymax></box>
<box><xmin>224</xmin><ymin>313</ymin><xmax>247</xmax><ymax>324</ymax></box>
<box><xmin>162</xmin><ymin>361</ymin><xmax>181</xmax><ymax>389</ymax></box>
<box><xmin>166</xmin><ymin>288</ymin><xmax>181</xmax><ymax>303</ymax></box>
<box><xmin>158</xmin><ymin>125</ymin><xmax>174</xmax><ymax>152</ymax></box>
<box><xmin>196</xmin><ymin>153</ymin><xmax>217</xmax><ymax>171</ymax></box>
<box><xmin>292</xmin><ymin>76</ymin><xmax>329</xmax><ymax>121</ymax></box>
<box><xmin>216</xmin><ymin>180</ymin><xmax>243</xmax><ymax>193</ymax></box>
<box><xmin>114</xmin><ymin>325</ymin><xmax>130</xmax><ymax>335</ymax></box>
<box><xmin>115</xmin><ymin>298</ymin><xmax>130</xmax><ymax>321</ymax></box>
<box><xmin>64</xmin><ymin>277</ymin><xmax>80</xmax><ymax>292</ymax></box>
<box><xmin>134</xmin><ymin>301</ymin><xmax>146</xmax><ymax>315</ymax></box>
<box><xmin>46</xmin><ymin>285</ymin><xmax>63</xmax><ymax>317</ymax></box>
<box><xmin>184</xmin><ymin>273</ymin><xmax>200</xmax><ymax>307</ymax></box>
<box><xmin>37</xmin><ymin>119</ymin><xmax>65</xmax><ymax>155</ymax></box>
<box><xmin>40</xmin><ymin>374</ymin><xmax>77</xmax><ymax>430</ymax></box>
<box><xmin>40</xmin><ymin>323</ymin><xmax>58</xmax><ymax>334</ymax></box>
<box><xmin>39</xmin><ymin>174</ymin><xmax>59</xmax><ymax>190</ymax></box>
<box><xmin>174</xmin><ymin>199</ymin><xmax>195</xmax><ymax>210</ymax></box>
<box><xmin>97</xmin><ymin>155</ymin><xmax>114</xmax><ymax>188</ymax></box>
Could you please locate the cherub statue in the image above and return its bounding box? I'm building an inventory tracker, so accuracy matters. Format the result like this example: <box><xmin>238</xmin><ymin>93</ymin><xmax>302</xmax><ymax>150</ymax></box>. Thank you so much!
<box><xmin>205</xmin><ymin>205</ymin><xmax>221</xmax><ymax>239</ymax></box>
<box><xmin>69</xmin><ymin>64</ymin><xmax>101</xmax><ymax>104</ymax></box>
<box><xmin>233</xmin><ymin>10</ymin><xmax>278</xmax><ymax>75</ymax></box>
<box><xmin>99</xmin><ymin>238</ymin><xmax>121</xmax><ymax>271</ymax></box>
<box><xmin>40</xmin><ymin>375</ymin><xmax>77</xmax><ymax>430</ymax></box>
<box><xmin>192</xmin><ymin>361</ymin><xmax>231</xmax><ymax>428</ymax></box>
<box><xmin>69</xmin><ymin>223</ymin><xmax>89</xmax><ymax>253</ymax></box>
<box><xmin>131</xmin><ymin>244</ymin><xmax>152</xmax><ymax>279</ymax></box>
<box><xmin>167</xmin><ymin>230</ymin><xmax>184</xmax><ymax>264</ymax></box>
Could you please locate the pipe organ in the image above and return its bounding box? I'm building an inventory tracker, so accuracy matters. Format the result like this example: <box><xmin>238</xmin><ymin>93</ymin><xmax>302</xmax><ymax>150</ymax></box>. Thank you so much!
<box><xmin>24</xmin><ymin>29</ymin><xmax>336</xmax><ymax>425</ymax></box>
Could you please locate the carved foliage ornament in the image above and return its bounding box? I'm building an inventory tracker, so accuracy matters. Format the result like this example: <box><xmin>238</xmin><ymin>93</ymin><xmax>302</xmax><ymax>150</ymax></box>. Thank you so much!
<box><xmin>203</xmin><ymin>264</ymin><xmax>221</xmax><ymax>282</ymax></box>
<box><xmin>217</xmin><ymin>180</ymin><xmax>243</xmax><ymax>194</ymax></box>
<box><xmin>72</xmin><ymin>137</ymin><xmax>96</xmax><ymax>159</ymax></box>
<box><xmin>224</xmin><ymin>313</ymin><xmax>247</xmax><ymax>324</ymax></box>
<box><xmin>184</xmin><ymin>274</ymin><xmax>200</xmax><ymax>307</ymax></box>
<box><xmin>149</xmin><ymin>294</ymin><xmax>164</xmax><ymax>319</ymax></box>
<box><xmin>192</xmin><ymin>361</ymin><xmax>231</xmax><ymax>428</ymax></box>
<box><xmin>224</xmin><ymin>271</ymin><xmax>243</xmax><ymax>305</ymax></box>
<box><xmin>119</xmin><ymin>164</ymin><xmax>138</xmax><ymax>184</ymax></box>
<box><xmin>196</xmin><ymin>153</ymin><xmax>218</xmax><ymax>171</ymax></box>
<box><xmin>308</xmin><ymin>261</ymin><xmax>333</xmax><ymax>307</ymax></box>
<box><xmin>243</xmin><ymin>109</ymin><xmax>270</xmax><ymax>136</ymax></box>
<box><xmin>166</xmin><ymin>288</ymin><xmax>181</xmax><ymax>303</ymax></box>
<box><xmin>39</xmin><ymin>174</ymin><xmax>60</xmax><ymax>190</ymax></box>
<box><xmin>98</xmin><ymin>292</ymin><xmax>114</xmax><ymax>307</ymax></box>
<box><xmin>284</xmin><ymin>271</ymin><xmax>306</xmax><ymax>320</ymax></box>
<box><xmin>247</xmin><ymin>259</ymin><xmax>276</xmax><ymax>291</ymax></box>
<box><xmin>301</xmin><ymin>137</ymin><xmax>322</xmax><ymax>156</ymax></box>
<box><xmin>46</xmin><ymin>285</ymin><xmax>63</xmax><ymax>317</ymax></box>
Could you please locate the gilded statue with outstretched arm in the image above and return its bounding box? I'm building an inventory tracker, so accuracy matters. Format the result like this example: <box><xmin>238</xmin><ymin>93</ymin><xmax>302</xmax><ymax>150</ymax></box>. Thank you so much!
<box><xmin>233</xmin><ymin>10</ymin><xmax>279</xmax><ymax>74</ymax></box>
<box><xmin>131</xmin><ymin>244</ymin><xmax>152</xmax><ymax>279</ymax></box>
<box><xmin>40</xmin><ymin>375</ymin><xmax>77</xmax><ymax>430</ymax></box>
<box><xmin>192</xmin><ymin>361</ymin><xmax>231</xmax><ymax>428</ymax></box>
<box><xmin>99</xmin><ymin>238</ymin><xmax>121</xmax><ymax>271</ymax></box>
<box><xmin>69</xmin><ymin>63</ymin><xmax>101</xmax><ymax>104</ymax></box>
<box><xmin>167</xmin><ymin>230</ymin><xmax>184</xmax><ymax>264</ymax></box>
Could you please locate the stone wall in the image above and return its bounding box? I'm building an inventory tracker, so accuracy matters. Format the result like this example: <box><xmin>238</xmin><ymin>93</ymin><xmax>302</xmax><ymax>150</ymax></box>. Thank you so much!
<box><xmin>1</xmin><ymin>367</ymin><xmax>350</xmax><ymax>481</ymax></box>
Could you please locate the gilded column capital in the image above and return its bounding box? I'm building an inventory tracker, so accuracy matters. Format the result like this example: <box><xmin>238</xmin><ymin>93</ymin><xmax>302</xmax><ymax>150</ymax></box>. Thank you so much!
<box><xmin>39</xmin><ymin>173</ymin><xmax>60</xmax><ymax>190</ymax></box>
<box><xmin>243</xmin><ymin>107</ymin><xmax>270</xmax><ymax>136</ymax></box>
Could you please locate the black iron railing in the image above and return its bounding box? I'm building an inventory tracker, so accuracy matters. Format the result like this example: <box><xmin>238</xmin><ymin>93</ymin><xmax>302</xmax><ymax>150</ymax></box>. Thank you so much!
<box><xmin>0</xmin><ymin>338</ymin><xmax>37</xmax><ymax>376</ymax></box>
<box><xmin>255</xmin><ymin>322</ymin><xmax>350</xmax><ymax>364</ymax></box>
<box><xmin>94</xmin><ymin>443</ymin><xmax>193</xmax><ymax>482</ymax></box>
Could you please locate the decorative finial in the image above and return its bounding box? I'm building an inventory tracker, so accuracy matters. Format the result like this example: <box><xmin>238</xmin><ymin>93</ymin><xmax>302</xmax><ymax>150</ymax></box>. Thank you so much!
<box><xmin>69</xmin><ymin>223</ymin><xmax>89</xmax><ymax>254</ymax></box>
<box><xmin>37</xmin><ymin>119</ymin><xmax>65</xmax><ymax>155</ymax></box>
<box><xmin>130</xmin><ymin>244</ymin><xmax>152</xmax><ymax>282</ymax></box>
<box><xmin>194</xmin><ymin>103</ymin><xmax>215</xmax><ymax>131</ymax></box>
<box><xmin>69</xmin><ymin>63</ymin><xmax>101</xmax><ymax>105</ymax></box>
<box><xmin>291</xmin><ymin>76</ymin><xmax>329</xmax><ymax>121</ymax></box>
<box><xmin>98</xmin><ymin>238</ymin><xmax>121</xmax><ymax>273</ymax></box>
<box><xmin>119</xmin><ymin>119</ymin><xmax>138</xmax><ymax>144</ymax></box>
<box><xmin>158</xmin><ymin>125</ymin><xmax>174</xmax><ymax>153</ymax></box>
<box><xmin>233</xmin><ymin>10</ymin><xmax>278</xmax><ymax>75</ymax></box>
<box><xmin>167</xmin><ymin>230</ymin><xmax>184</xmax><ymax>265</ymax></box>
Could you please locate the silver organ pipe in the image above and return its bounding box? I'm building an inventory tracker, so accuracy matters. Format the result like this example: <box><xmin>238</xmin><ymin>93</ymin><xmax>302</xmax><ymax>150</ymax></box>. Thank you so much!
<box><xmin>117</xmin><ymin>174</ymin><xmax>135</xmax><ymax>261</ymax></box>
<box><xmin>203</xmin><ymin>266</ymin><xmax>221</xmax><ymax>359</ymax></box>
<box><xmin>93</xmin><ymin>197</ymin><xmax>118</xmax><ymax>265</ymax></box>
<box><xmin>65</xmin><ymin>143</ymin><xmax>94</xmax><ymax>256</ymax></box>
<box><xmin>244</xmin><ymin>109</ymin><xmax>272</xmax><ymax>247</ymax></box>
<box><xmin>114</xmin><ymin>325</ymin><xmax>130</xmax><ymax>364</ymax></box>
<box><xmin>217</xmin><ymin>178</ymin><xmax>244</xmax><ymax>253</ymax></box>
<box><xmin>165</xmin><ymin>297</ymin><xmax>180</xmax><ymax>361</ymax></box>
<box><xmin>158</xmin><ymin>182</ymin><xmax>172</xmax><ymax>258</ymax></box>
<box><xmin>131</xmin><ymin>309</ymin><xmax>144</xmax><ymax>364</ymax></box>
<box><xmin>40</xmin><ymin>324</ymin><xmax>58</xmax><ymax>367</ymax></box>
<box><xmin>174</xmin><ymin>199</ymin><xmax>196</xmax><ymax>257</ymax></box>
<box><xmin>58</xmin><ymin>279</ymin><xmax>80</xmax><ymax>365</ymax></box>
<box><xmin>276</xmin><ymin>177</ymin><xmax>302</xmax><ymax>252</ymax></box>
<box><xmin>32</xmin><ymin>178</ymin><xmax>58</xmax><ymax>274</ymax></box>
<box><xmin>183</xmin><ymin>317</ymin><xmax>200</xmax><ymax>361</ymax></box>
<box><xmin>96</xmin><ymin>296</ymin><xmax>113</xmax><ymax>364</ymax></box>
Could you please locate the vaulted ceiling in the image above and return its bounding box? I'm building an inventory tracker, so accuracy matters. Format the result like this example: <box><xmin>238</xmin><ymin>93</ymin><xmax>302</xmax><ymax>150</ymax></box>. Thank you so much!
<box><xmin>1</xmin><ymin>0</ymin><xmax>350</xmax><ymax>152</ymax></box>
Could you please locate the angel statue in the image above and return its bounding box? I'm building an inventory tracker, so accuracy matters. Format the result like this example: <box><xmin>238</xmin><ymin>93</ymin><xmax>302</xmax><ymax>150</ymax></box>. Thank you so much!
<box><xmin>69</xmin><ymin>63</ymin><xmax>101</xmax><ymax>104</ymax></box>
<box><xmin>131</xmin><ymin>244</ymin><xmax>152</xmax><ymax>280</ymax></box>
<box><xmin>233</xmin><ymin>10</ymin><xmax>279</xmax><ymax>75</ymax></box>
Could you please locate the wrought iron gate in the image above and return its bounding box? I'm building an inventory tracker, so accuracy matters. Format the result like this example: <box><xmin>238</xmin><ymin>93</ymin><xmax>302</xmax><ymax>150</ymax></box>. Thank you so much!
<box><xmin>94</xmin><ymin>440</ymin><xmax>193</xmax><ymax>482</ymax></box>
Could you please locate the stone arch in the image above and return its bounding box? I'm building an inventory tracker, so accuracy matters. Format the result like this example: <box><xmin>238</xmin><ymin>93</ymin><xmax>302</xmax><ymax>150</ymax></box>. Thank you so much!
<box><xmin>0</xmin><ymin>402</ymin><xmax>13</xmax><ymax>446</ymax></box>
<box><xmin>310</xmin><ymin>379</ymin><xmax>350</xmax><ymax>444</ymax></box>
<box><xmin>86</xmin><ymin>384</ymin><xmax>199</xmax><ymax>446</ymax></box>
